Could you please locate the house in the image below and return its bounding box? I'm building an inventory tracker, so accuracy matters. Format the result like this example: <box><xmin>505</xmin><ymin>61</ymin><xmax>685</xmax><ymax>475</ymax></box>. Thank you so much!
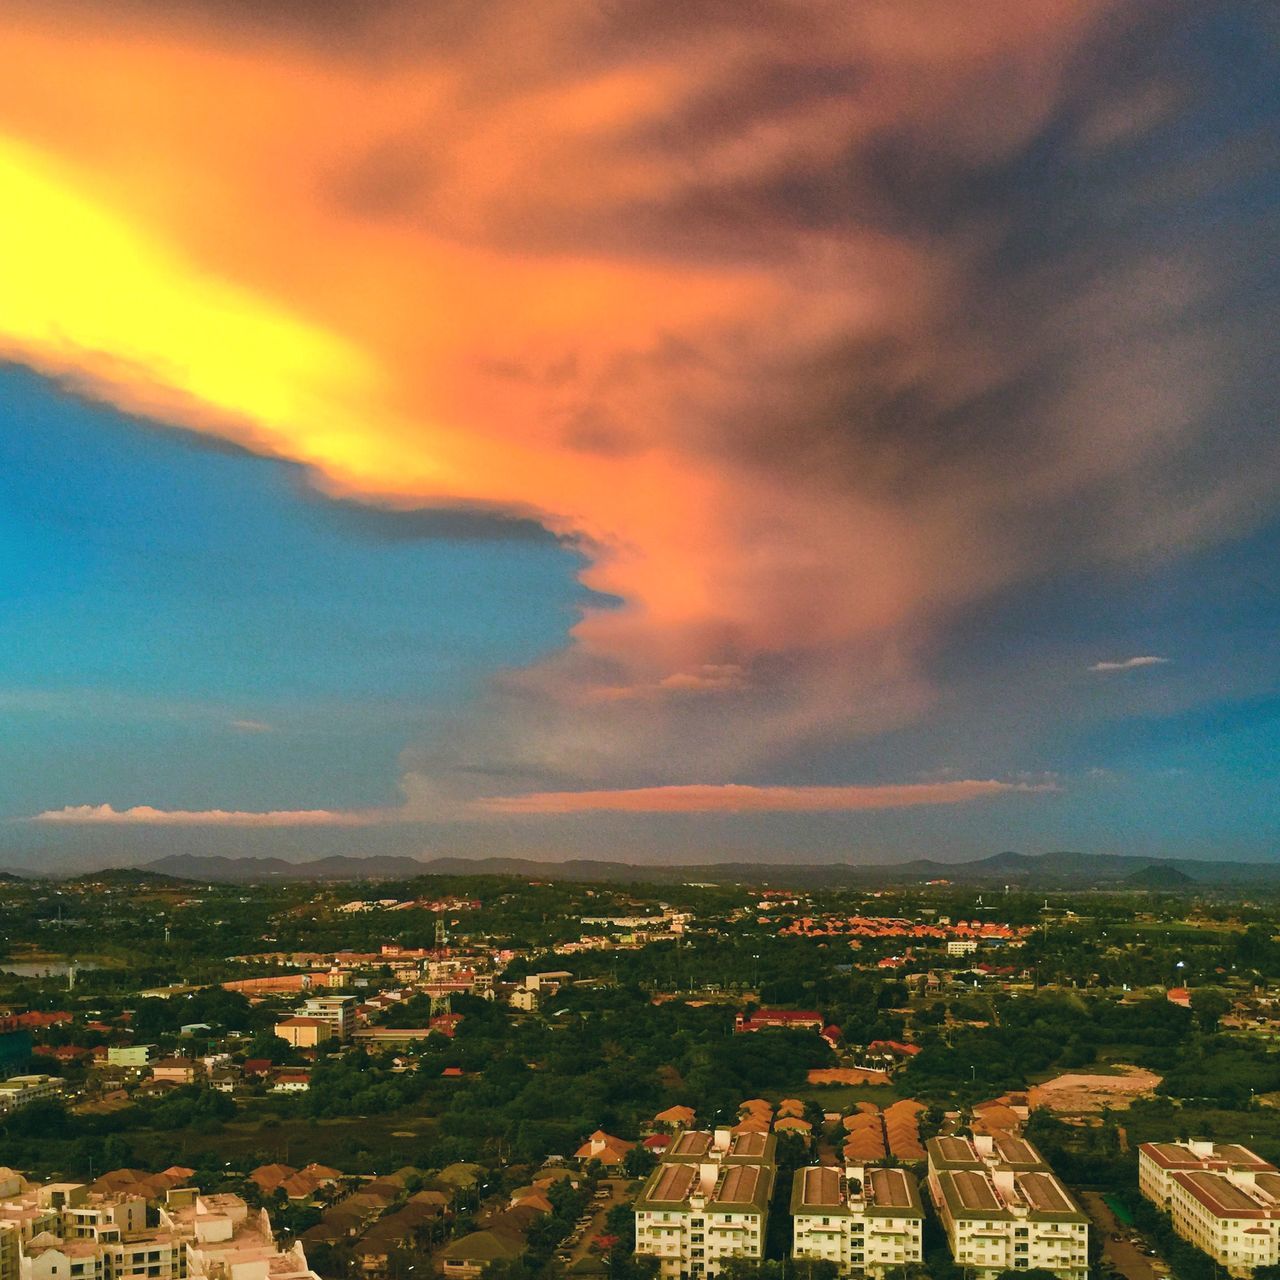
<box><xmin>575</xmin><ymin>1130</ymin><xmax>635</xmax><ymax>1168</ymax></box>
<box><xmin>272</xmin><ymin>1070</ymin><xmax>312</xmax><ymax>1093</ymax></box>
<box><xmin>208</xmin><ymin>1066</ymin><xmax>239</xmax><ymax>1094</ymax></box>
<box><xmin>653</xmin><ymin>1105</ymin><xmax>696</xmax><ymax>1130</ymax></box>
<box><xmin>151</xmin><ymin>1058</ymin><xmax>200</xmax><ymax>1085</ymax></box>
<box><xmin>436</xmin><ymin>1226</ymin><xmax>526</xmax><ymax>1279</ymax></box>
<box><xmin>250</xmin><ymin>1164</ymin><xmax>296</xmax><ymax>1195</ymax></box>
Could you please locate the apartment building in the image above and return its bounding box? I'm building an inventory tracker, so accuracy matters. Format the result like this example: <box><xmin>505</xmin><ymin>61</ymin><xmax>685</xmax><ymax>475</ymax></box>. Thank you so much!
<box><xmin>160</xmin><ymin>1190</ymin><xmax>320</xmax><ymax>1280</ymax></box>
<box><xmin>1138</xmin><ymin>1139</ymin><xmax>1277</xmax><ymax>1208</ymax></box>
<box><xmin>926</xmin><ymin>1135</ymin><xmax>1088</xmax><ymax>1280</ymax></box>
<box><xmin>294</xmin><ymin>996</ymin><xmax>356</xmax><ymax>1043</ymax></box>
<box><xmin>0</xmin><ymin>1173</ymin><xmax>321</xmax><ymax>1280</ymax></box>
<box><xmin>4</xmin><ymin>1180</ymin><xmax>184</xmax><ymax>1280</ymax></box>
<box><xmin>635</xmin><ymin>1130</ymin><xmax>776</xmax><ymax>1280</ymax></box>
<box><xmin>1138</xmin><ymin>1140</ymin><xmax>1280</xmax><ymax>1276</ymax></box>
<box><xmin>0</xmin><ymin>1077</ymin><xmax>63</xmax><ymax>1113</ymax></box>
<box><xmin>791</xmin><ymin>1164</ymin><xmax>923</xmax><ymax>1276</ymax></box>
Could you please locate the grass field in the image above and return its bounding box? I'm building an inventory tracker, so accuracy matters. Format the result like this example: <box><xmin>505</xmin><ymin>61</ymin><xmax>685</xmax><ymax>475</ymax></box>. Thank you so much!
<box><xmin>791</xmin><ymin>1082</ymin><xmax>900</xmax><ymax>1109</ymax></box>
<box><xmin>125</xmin><ymin>1109</ymin><xmax>439</xmax><ymax>1174</ymax></box>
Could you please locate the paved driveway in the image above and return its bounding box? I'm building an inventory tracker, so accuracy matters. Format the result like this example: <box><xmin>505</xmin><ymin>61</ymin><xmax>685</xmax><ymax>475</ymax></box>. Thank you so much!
<box><xmin>1081</xmin><ymin>1191</ymin><xmax>1168</xmax><ymax>1280</ymax></box>
<box><xmin>565</xmin><ymin>1177</ymin><xmax>633</xmax><ymax>1264</ymax></box>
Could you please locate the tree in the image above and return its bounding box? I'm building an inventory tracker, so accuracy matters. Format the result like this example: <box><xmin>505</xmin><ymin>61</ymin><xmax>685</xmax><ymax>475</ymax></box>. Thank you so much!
<box><xmin>1189</xmin><ymin>988</ymin><xmax>1231</xmax><ymax>1033</ymax></box>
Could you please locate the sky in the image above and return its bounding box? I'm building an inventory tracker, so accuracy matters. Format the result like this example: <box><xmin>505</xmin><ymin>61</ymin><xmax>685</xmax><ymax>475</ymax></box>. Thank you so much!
<box><xmin>0</xmin><ymin>1</ymin><xmax>1277</xmax><ymax>870</ymax></box>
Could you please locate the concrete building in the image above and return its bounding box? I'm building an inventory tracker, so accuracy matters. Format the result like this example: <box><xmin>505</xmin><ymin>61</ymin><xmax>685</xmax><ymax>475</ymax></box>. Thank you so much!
<box><xmin>293</xmin><ymin>996</ymin><xmax>355</xmax><ymax>1044</ymax></box>
<box><xmin>635</xmin><ymin>1130</ymin><xmax>776</xmax><ymax>1280</ymax></box>
<box><xmin>150</xmin><ymin>1061</ymin><xmax>200</xmax><ymax>1087</ymax></box>
<box><xmin>274</xmin><ymin>1018</ymin><xmax>332</xmax><ymax>1050</ymax></box>
<box><xmin>106</xmin><ymin>1047</ymin><xmax>154</xmax><ymax>1070</ymax></box>
<box><xmin>926</xmin><ymin>1135</ymin><xmax>1088</xmax><ymax>1280</ymax></box>
<box><xmin>791</xmin><ymin>1165</ymin><xmax>923</xmax><ymax>1276</ymax></box>
<box><xmin>0</xmin><ymin>1077</ymin><xmax>63</xmax><ymax>1113</ymax></box>
<box><xmin>161</xmin><ymin>1189</ymin><xmax>320</xmax><ymax>1280</ymax></box>
<box><xmin>1138</xmin><ymin>1140</ymin><xmax>1280</xmax><ymax>1276</ymax></box>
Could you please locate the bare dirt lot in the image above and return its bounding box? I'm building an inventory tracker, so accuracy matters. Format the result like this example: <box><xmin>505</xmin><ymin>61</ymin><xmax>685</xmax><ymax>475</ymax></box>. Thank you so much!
<box><xmin>1030</xmin><ymin>1066</ymin><xmax>1162</xmax><ymax>1113</ymax></box>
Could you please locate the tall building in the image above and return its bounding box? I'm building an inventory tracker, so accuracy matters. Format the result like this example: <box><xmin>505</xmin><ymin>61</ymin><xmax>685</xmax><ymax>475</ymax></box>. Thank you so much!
<box><xmin>1138</xmin><ymin>1140</ymin><xmax>1280</xmax><ymax>1276</ymax></box>
<box><xmin>926</xmin><ymin>1134</ymin><xmax>1088</xmax><ymax>1280</ymax></box>
<box><xmin>791</xmin><ymin>1164</ymin><xmax>923</xmax><ymax>1276</ymax></box>
<box><xmin>294</xmin><ymin>996</ymin><xmax>355</xmax><ymax>1043</ymax></box>
<box><xmin>634</xmin><ymin>1130</ymin><xmax>776</xmax><ymax>1280</ymax></box>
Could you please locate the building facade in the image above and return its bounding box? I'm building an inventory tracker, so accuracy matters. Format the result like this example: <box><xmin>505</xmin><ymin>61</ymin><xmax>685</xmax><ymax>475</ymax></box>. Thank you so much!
<box><xmin>1139</xmin><ymin>1140</ymin><xmax>1280</xmax><ymax>1276</ymax></box>
<box><xmin>635</xmin><ymin>1130</ymin><xmax>776</xmax><ymax>1280</ymax></box>
<box><xmin>926</xmin><ymin>1135</ymin><xmax>1088</xmax><ymax>1280</ymax></box>
<box><xmin>791</xmin><ymin>1165</ymin><xmax>923</xmax><ymax>1276</ymax></box>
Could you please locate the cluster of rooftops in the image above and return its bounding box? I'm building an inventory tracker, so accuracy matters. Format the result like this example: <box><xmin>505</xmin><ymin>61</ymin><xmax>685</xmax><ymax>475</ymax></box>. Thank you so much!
<box><xmin>929</xmin><ymin>1135</ymin><xmax>1088</xmax><ymax>1224</ymax></box>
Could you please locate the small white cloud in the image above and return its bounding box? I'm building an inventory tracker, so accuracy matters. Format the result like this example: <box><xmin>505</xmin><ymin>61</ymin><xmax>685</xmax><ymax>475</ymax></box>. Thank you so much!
<box><xmin>1089</xmin><ymin>655</ymin><xmax>1170</xmax><ymax>673</ymax></box>
<box><xmin>33</xmin><ymin>803</ymin><xmax>374</xmax><ymax>827</ymax></box>
<box><xmin>228</xmin><ymin>719</ymin><xmax>273</xmax><ymax>733</ymax></box>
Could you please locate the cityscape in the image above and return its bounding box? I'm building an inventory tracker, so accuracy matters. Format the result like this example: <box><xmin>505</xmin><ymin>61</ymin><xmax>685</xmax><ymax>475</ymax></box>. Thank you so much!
<box><xmin>1</xmin><ymin>5</ymin><xmax>1278</xmax><ymax>1280</ymax></box>
<box><xmin>1</xmin><ymin>868</ymin><xmax>1280</xmax><ymax>1280</ymax></box>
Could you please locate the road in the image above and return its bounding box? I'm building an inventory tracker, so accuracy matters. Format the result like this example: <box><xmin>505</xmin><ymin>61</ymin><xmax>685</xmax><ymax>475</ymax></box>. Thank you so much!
<box><xmin>1081</xmin><ymin>1191</ymin><xmax>1167</xmax><ymax>1280</ymax></box>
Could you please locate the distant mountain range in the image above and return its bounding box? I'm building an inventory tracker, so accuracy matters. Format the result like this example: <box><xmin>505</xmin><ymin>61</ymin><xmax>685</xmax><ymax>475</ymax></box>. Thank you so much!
<box><xmin>104</xmin><ymin>848</ymin><xmax>1280</xmax><ymax>888</ymax></box>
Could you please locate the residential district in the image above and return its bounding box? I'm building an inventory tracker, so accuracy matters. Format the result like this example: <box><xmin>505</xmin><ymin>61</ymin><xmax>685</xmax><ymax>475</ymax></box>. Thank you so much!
<box><xmin>2</xmin><ymin>865</ymin><xmax>1280</xmax><ymax>1280</ymax></box>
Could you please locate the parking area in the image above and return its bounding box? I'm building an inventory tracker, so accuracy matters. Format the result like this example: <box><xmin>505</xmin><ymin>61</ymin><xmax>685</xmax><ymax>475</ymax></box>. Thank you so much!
<box><xmin>1081</xmin><ymin>1191</ymin><xmax>1169</xmax><ymax>1280</ymax></box>
<box><xmin>554</xmin><ymin>1177</ymin><xmax>634</xmax><ymax>1267</ymax></box>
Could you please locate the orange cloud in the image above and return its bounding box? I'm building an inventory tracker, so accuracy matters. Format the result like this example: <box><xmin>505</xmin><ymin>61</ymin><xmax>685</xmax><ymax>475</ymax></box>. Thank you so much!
<box><xmin>33</xmin><ymin>803</ymin><xmax>375</xmax><ymax>827</ymax></box>
<box><xmin>0</xmin><ymin>2</ymin><xmax>1269</xmax><ymax>802</ymax></box>
<box><xmin>481</xmin><ymin>780</ymin><xmax>1051</xmax><ymax>814</ymax></box>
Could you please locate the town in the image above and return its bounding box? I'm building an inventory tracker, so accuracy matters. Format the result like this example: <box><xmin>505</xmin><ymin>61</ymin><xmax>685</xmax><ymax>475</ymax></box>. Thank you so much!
<box><xmin>2</xmin><ymin>865</ymin><xmax>1280</xmax><ymax>1280</ymax></box>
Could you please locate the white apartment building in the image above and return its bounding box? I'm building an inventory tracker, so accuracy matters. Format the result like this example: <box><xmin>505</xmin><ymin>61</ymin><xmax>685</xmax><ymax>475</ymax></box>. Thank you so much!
<box><xmin>926</xmin><ymin>1135</ymin><xmax>1089</xmax><ymax>1280</ymax></box>
<box><xmin>293</xmin><ymin>995</ymin><xmax>355</xmax><ymax>1043</ymax></box>
<box><xmin>791</xmin><ymin>1164</ymin><xmax>923</xmax><ymax>1276</ymax></box>
<box><xmin>1138</xmin><ymin>1140</ymin><xmax>1280</xmax><ymax>1276</ymax></box>
<box><xmin>0</xmin><ymin>1175</ymin><xmax>320</xmax><ymax>1280</ymax></box>
<box><xmin>160</xmin><ymin>1189</ymin><xmax>319</xmax><ymax>1280</ymax></box>
<box><xmin>635</xmin><ymin>1130</ymin><xmax>776</xmax><ymax>1280</ymax></box>
<box><xmin>0</xmin><ymin>1078</ymin><xmax>63</xmax><ymax>1113</ymax></box>
<box><xmin>1138</xmin><ymin>1139</ymin><xmax>1277</xmax><ymax>1208</ymax></box>
<box><xmin>10</xmin><ymin>1182</ymin><xmax>183</xmax><ymax>1280</ymax></box>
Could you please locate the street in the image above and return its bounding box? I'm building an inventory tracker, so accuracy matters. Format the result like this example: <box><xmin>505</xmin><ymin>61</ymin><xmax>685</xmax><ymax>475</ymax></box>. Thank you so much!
<box><xmin>1081</xmin><ymin>1191</ymin><xmax>1168</xmax><ymax>1280</ymax></box>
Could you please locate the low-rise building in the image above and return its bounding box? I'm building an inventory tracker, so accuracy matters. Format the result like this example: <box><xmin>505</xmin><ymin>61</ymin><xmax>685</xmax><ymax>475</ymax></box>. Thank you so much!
<box><xmin>1138</xmin><ymin>1140</ymin><xmax>1280</xmax><ymax>1275</ymax></box>
<box><xmin>150</xmin><ymin>1060</ymin><xmax>200</xmax><ymax>1086</ymax></box>
<box><xmin>105</xmin><ymin>1047</ymin><xmax>153</xmax><ymax>1070</ymax></box>
<box><xmin>926</xmin><ymin>1135</ymin><xmax>1088</xmax><ymax>1280</ymax></box>
<box><xmin>635</xmin><ymin>1129</ymin><xmax>776</xmax><ymax>1279</ymax></box>
<box><xmin>791</xmin><ymin>1164</ymin><xmax>923</xmax><ymax>1276</ymax></box>
<box><xmin>275</xmin><ymin>1017</ymin><xmax>333</xmax><ymax>1050</ymax></box>
<box><xmin>0</xmin><ymin>1076</ymin><xmax>63</xmax><ymax>1112</ymax></box>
